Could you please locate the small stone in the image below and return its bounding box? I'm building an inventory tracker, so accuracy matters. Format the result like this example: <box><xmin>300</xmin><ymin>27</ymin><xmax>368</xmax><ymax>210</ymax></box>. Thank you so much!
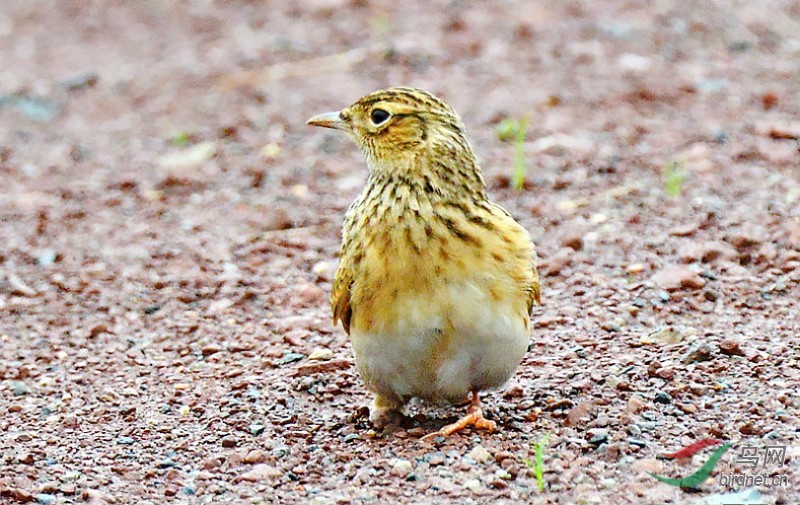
<box><xmin>239</xmin><ymin>463</ymin><xmax>281</xmax><ymax>482</ymax></box>
<box><xmin>158</xmin><ymin>140</ymin><xmax>217</xmax><ymax>170</ymax></box>
<box><xmin>117</xmin><ymin>436</ymin><xmax>135</xmax><ymax>445</ymax></box>
<box><xmin>679</xmin><ymin>241</ymin><xmax>735</xmax><ymax>263</ymax></box>
<box><xmin>202</xmin><ymin>457</ymin><xmax>221</xmax><ymax>470</ymax></box>
<box><xmin>40</xmin><ymin>482</ymin><xmax>58</xmax><ymax>494</ymax></box>
<box><xmin>467</xmin><ymin>445</ymin><xmax>492</xmax><ymax>463</ymax></box>
<box><xmin>3</xmin><ymin>488</ymin><xmax>33</xmax><ymax>503</ymax></box>
<box><xmin>651</xmin><ymin>265</ymin><xmax>705</xmax><ymax>291</ymax></box>
<box><xmin>391</xmin><ymin>458</ymin><xmax>413</xmax><ymax>477</ymax></box>
<box><xmin>669</xmin><ymin>223</ymin><xmax>697</xmax><ymax>237</ymax></box>
<box><xmin>35</xmin><ymin>494</ymin><xmax>57</xmax><ymax>505</ymax></box>
<box><xmin>728</xmin><ymin>232</ymin><xmax>762</xmax><ymax>251</ymax></box>
<box><xmin>561</xmin><ymin>232</ymin><xmax>584</xmax><ymax>251</ymax></box>
<box><xmin>463</xmin><ymin>478</ymin><xmax>483</xmax><ymax>493</ymax></box>
<box><xmin>89</xmin><ymin>324</ymin><xmax>109</xmax><ymax>338</ymax></box>
<box><xmin>83</xmin><ymin>489</ymin><xmax>114</xmax><ymax>503</ymax></box>
<box><xmin>221</xmin><ymin>435</ymin><xmax>237</xmax><ymax>448</ymax></box>
<box><xmin>719</xmin><ymin>339</ymin><xmax>745</xmax><ymax>357</ymax></box>
<box><xmin>201</xmin><ymin>343</ymin><xmax>223</xmax><ymax>357</ymax></box>
<box><xmin>11</xmin><ymin>381</ymin><xmax>31</xmax><ymax>396</ymax></box>
<box><xmin>249</xmin><ymin>423</ymin><xmax>265</xmax><ymax>436</ymax></box>
<box><xmin>244</xmin><ymin>449</ymin><xmax>268</xmax><ymax>464</ymax></box>
<box><xmin>7</xmin><ymin>273</ymin><xmax>37</xmax><ymax>296</ymax></box>
<box><xmin>588</xmin><ymin>429</ymin><xmax>608</xmax><ymax>446</ymax></box>
<box><xmin>627</xmin><ymin>263</ymin><xmax>646</xmax><ymax>274</ymax></box>
<box><xmin>297</xmin><ymin>283</ymin><xmax>326</xmax><ymax>305</ymax></box>
<box><xmin>544</xmin><ymin>247</ymin><xmax>574</xmax><ymax>276</ymax></box>
<box><xmin>631</xmin><ymin>458</ymin><xmax>663</xmax><ymax>474</ymax></box>
<box><xmin>308</xmin><ymin>347</ymin><xmax>333</xmax><ymax>361</ymax></box>
<box><xmin>281</xmin><ymin>352</ymin><xmax>305</xmax><ymax>365</ymax></box>
<box><xmin>627</xmin><ymin>396</ymin><xmax>646</xmax><ymax>414</ymax></box>
<box><xmin>655</xmin><ymin>367</ymin><xmax>675</xmax><ymax>380</ymax></box>
<box><xmin>682</xmin><ymin>343</ymin><xmax>717</xmax><ymax>364</ymax></box>
<box><xmin>654</xmin><ymin>391</ymin><xmax>672</xmax><ymax>404</ymax></box>
<box><xmin>640</xmin><ymin>327</ymin><xmax>684</xmax><ymax>345</ymax></box>
<box><xmin>60</xmin><ymin>483</ymin><xmax>77</xmax><ymax>495</ymax></box>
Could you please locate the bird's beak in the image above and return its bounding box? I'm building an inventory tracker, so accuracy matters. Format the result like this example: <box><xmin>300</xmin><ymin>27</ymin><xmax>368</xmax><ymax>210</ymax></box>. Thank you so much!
<box><xmin>306</xmin><ymin>110</ymin><xmax>349</xmax><ymax>131</ymax></box>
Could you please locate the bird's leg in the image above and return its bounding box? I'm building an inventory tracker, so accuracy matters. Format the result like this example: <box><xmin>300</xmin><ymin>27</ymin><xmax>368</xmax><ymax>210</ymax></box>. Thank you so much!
<box><xmin>369</xmin><ymin>393</ymin><xmax>405</xmax><ymax>429</ymax></box>
<box><xmin>422</xmin><ymin>390</ymin><xmax>496</xmax><ymax>441</ymax></box>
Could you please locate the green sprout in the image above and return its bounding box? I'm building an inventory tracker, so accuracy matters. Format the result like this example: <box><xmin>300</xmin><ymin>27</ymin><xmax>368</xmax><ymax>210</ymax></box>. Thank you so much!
<box><xmin>524</xmin><ymin>432</ymin><xmax>549</xmax><ymax>492</ymax></box>
<box><xmin>171</xmin><ymin>131</ymin><xmax>193</xmax><ymax>147</ymax></box>
<box><xmin>496</xmin><ymin>117</ymin><xmax>529</xmax><ymax>190</ymax></box>
<box><xmin>663</xmin><ymin>159</ymin><xmax>686</xmax><ymax>198</ymax></box>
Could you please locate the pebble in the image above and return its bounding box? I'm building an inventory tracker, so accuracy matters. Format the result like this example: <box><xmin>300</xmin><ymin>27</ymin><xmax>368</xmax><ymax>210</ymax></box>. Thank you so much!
<box><xmin>651</xmin><ymin>265</ymin><xmax>705</xmax><ymax>291</ymax></box>
<box><xmin>35</xmin><ymin>494</ymin><xmax>57</xmax><ymax>505</ymax></box>
<box><xmin>561</xmin><ymin>232</ymin><xmax>584</xmax><ymax>251</ymax></box>
<box><xmin>59</xmin><ymin>483</ymin><xmax>76</xmax><ymax>495</ymax></box>
<box><xmin>544</xmin><ymin>247</ymin><xmax>574</xmax><ymax>276</ymax></box>
<box><xmin>12</xmin><ymin>381</ymin><xmax>32</xmax><ymax>396</ymax></box>
<box><xmin>463</xmin><ymin>478</ymin><xmax>483</xmax><ymax>493</ymax></box>
<box><xmin>588</xmin><ymin>429</ymin><xmax>609</xmax><ymax>446</ymax></box>
<box><xmin>244</xmin><ymin>449</ymin><xmax>268</xmax><ymax>464</ymax></box>
<box><xmin>201</xmin><ymin>343</ymin><xmax>224</xmax><ymax>357</ymax></box>
<box><xmin>682</xmin><ymin>343</ymin><xmax>717</xmax><ymax>364</ymax></box>
<box><xmin>428</xmin><ymin>452</ymin><xmax>447</xmax><ymax>466</ymax></box>
<box><xmin>297</xmin><ymin>283</ymin><xmax>326</xmax><ymax>305</ymax></box>
<box><xmin>719</xmin><ymin>339</ymin><xmax>745</xmax><ymax>356</ymax></box>
<box><xmin>640</xmin><ymin>326</ymin><xmax>684</xmax><ymax>345</ymax></box>
<box><xmin>467</xmin><ymin>445</ymin><xmax>492</xmax><ymax>463</ymax></box>
<box><xmin>117</xmin><ymin>436</ymin><xmax>135</xmax><ymax>445</ymax></box>
<box><xmin>281</xmin><ymin>352</ymin><xmax>306</xmax><ymax>365</ymax></box>
<box><xmin>654</xmin><ymin>391</ymin><xmax>672</xmax><ymax>404</ymax></box>
<box><xmin>679</xmin><ymin>241</ymin><xmax>734</xmax><ymax>263</ymax></box>
<box><xmin>391</xmin><ymin>458</ymin><xmax>413</xmax><ymax>477</ymax></box>
<box><xmin>627</xmin><ymin>263</ymin><xmax>646</xmax><ymax>274</ymax></box>
<box><xmin>221</xmin><ymin>435</ymin><xmax>237</xmax><ymax>448</ymax></box>
<box><xmin>249</xmin><ymin>423</ymin><xmax>266</xmax><ymax>436</ymax></box>
<box><xmin>158</xmin><ymin>141</ymin><xmax>217</xmax><ymax>170</ymax></box>
<box><xmin>308</xmin><ymin>347</ymin><xmax>333</xmax><ymax>361</ymax></box>
<box><xmin>239</xmin><ymin>463</ymin><xmax>281</xmax><ymax>482</ymax></box>
<box><xmin>631</xmin><ymin>458</ymin><xmax>662</xmax><ymax>474</ymax></box>
<box><xmin>626</xmin><ymin>396</ymin><xmax>646</xmax><ymax>414</ymax></box>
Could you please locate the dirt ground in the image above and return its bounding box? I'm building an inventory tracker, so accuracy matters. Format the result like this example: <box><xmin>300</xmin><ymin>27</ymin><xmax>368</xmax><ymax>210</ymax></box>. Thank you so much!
<box><xmin>1</xmin><ymin>1</ymin><xmax>799</xmax><ymax>504</ymax></box>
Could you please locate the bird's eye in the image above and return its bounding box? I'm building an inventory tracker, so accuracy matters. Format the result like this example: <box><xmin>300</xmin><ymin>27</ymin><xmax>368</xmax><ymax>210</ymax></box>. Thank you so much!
<box><xmin>370</xmin><ymin>108</ymin><xmax>391</xmax><ymax>125</ymax></box>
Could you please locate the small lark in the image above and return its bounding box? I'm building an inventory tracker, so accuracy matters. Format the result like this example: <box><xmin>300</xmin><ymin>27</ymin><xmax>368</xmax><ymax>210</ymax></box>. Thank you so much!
<box><xmin>307</xmin><ymin>87</ymin><xmax>540</xmax><ymax>438</ymax></box>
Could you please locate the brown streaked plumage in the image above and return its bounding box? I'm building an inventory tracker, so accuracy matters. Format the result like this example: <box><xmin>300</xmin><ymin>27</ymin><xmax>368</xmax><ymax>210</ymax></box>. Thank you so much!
<box><xmin>307</xmin><ymin>87</ymin><xmax>540</xmax><ymax>438</ymax></box>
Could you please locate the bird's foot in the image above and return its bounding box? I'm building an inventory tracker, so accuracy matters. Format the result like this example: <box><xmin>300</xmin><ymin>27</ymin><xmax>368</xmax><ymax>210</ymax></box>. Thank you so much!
<box><xmin>369</xmin><ymin>394</ymin><xmax>405</xmax><ymax>430</ymax></box>
<box><xmin>421</xmin><ymin>392</ymin><xmax>496</xmax><ymax>441</ymax></box>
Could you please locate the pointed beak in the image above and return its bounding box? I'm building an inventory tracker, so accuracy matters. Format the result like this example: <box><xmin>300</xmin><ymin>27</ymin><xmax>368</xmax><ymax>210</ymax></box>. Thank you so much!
<box><xmin>306</xmin><ymin>110</ymin><xmax>349</xmax><ymax>131</ymax></box>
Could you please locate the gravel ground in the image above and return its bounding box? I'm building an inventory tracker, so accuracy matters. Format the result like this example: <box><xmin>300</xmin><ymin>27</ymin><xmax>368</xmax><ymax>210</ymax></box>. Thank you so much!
<box><xmin>1</xmin><ymin>1</ymin><xmax>799</xmax><ymax>504</ymax></box>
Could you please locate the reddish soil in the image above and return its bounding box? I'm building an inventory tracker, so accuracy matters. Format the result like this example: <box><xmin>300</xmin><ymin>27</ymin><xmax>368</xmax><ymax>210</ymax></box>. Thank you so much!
<box><xmin>1</xmin><ymin>1</ymin><xmax>799</xmax><ymax>504</ymax></box>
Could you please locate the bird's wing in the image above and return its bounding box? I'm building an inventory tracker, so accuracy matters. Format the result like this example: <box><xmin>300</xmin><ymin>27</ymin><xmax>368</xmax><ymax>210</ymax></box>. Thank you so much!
<box><xmin>331</xmin><ymin>264</ymin><xmax>353</xmax><ymax>335</ymax></box>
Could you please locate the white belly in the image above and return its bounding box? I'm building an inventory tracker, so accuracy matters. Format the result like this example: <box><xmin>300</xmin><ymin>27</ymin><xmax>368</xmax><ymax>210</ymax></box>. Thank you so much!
<box><xmin>350</xmin><ymin>281</ymin><xmax>530</xmax><ymax>404</ymax></box>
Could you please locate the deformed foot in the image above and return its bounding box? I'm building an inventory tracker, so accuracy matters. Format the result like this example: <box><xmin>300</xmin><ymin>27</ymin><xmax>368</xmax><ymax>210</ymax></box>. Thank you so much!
<box><xmin>422</xmin><ymin>391</ymin><xmax>496</xmax><ymax>441</ymax></box>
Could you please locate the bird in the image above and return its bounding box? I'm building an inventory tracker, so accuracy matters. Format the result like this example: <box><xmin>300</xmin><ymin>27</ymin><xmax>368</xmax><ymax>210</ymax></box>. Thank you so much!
<box><xmin>307</xmin><ymin>87</ymin><xmax>540</xmax><ymax>438</ymax></box>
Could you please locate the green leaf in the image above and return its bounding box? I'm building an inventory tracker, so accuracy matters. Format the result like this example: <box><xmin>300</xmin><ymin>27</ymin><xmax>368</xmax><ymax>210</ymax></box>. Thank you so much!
<box><xmin>524</xmin><ymin>432</ymin><xmax>549</xmax><ymax>492</ymax></box>
<box><xmin>663</xmin><ymin>159</ymin><xmax>686</xmax><ymax>198</ymax></box>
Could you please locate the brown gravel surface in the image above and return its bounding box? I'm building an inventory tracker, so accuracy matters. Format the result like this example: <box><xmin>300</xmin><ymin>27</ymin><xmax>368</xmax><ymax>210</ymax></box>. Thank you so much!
<box><xmin>2</xmin><ymin>1</ymin><xmax>800</xmax><ymax>504</ymax></box>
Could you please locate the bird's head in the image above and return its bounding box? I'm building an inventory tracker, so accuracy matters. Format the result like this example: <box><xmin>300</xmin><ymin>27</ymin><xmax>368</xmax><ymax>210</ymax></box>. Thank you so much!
<box><xmin>307</xmin><ymin>87</ymin><xmax>484</xmax><ymax>195</ymax></box>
